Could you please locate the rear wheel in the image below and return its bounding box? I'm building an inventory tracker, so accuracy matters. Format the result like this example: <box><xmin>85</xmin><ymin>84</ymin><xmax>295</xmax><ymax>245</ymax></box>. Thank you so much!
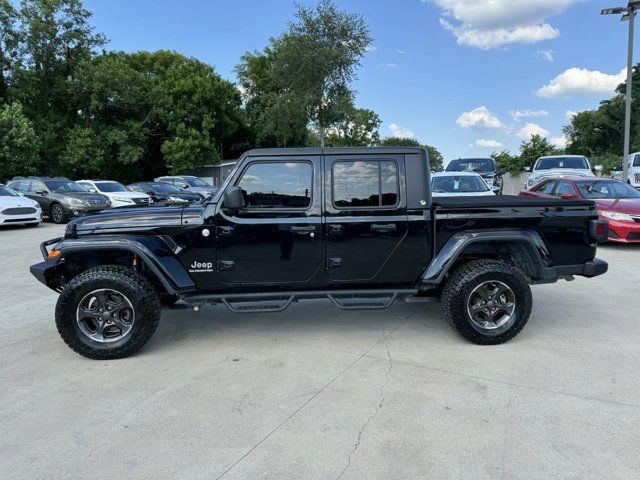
<box><xmin>50</xmin><ymin>203</ymin><xmax>67</xmax><ymax>224</ymax></box>
<box><xmin>55</xmin><ymin>266</ymin><xmax>161</xmax><ymax>359</ymax></box>
<box><xmin>441</xmin><ymin>259</ymin><xmax>532</xmax><ymax>345</ymax></box>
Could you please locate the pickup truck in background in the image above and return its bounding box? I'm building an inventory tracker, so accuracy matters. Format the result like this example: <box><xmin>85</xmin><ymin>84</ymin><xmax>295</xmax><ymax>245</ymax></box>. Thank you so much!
<box><xmin>30</xmin><ymin>147</ymin><xmax>609</xmax><ymax>359</ymax></box>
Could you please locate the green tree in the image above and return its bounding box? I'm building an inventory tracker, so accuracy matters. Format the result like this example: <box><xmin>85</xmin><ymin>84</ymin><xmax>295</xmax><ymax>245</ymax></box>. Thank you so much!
<box><xmin>491</xmin><ymin>149</ymin><xmax>519</xmax><ymax>174</ymax></box>
<box><xmin>237</xmin><ymin>0</ymin><xmax>372</xmax><ymax>147</ymax></box>
<box><xmin>62</xmin><ymin>50</ymin><xmax>246</xmax><ymax>181</ymax></box>
<box><xmin>378</xmin><ymin>136</ymin><xmax>444</xmax><ymax>171</ymax></box>
<box><xmin>0</xmin><ymin>101</ymin><xmax>39</xmax><ymax>181</ymax></box>
<box><xmin>0</xmin><ymin>0</ymin><xmax>19</xmax><ymax>101</ymax></box>
<box><xmin>564</xmin><ymin>63</ymin><xmax>639</xmax><ymax>155</ymax></box>
<box><xmin>324</xmin><ymin>107</ymin><xmax>381</xmax><ymax>147</ymax></box>
<box><xmin>519</xmin><ymin>135</ymin><xmax>561</xmax><ymax>170</ymax></box>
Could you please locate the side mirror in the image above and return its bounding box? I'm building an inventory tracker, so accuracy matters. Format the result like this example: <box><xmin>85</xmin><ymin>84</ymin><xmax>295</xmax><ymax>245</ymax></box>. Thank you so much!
<box><xmin>524</xmin><ymin>166</ymin><xmax>532</xmax><ymax>172</ymax></box>
<box><xmin>146</xmin><ymin>190</ymin><xmax>155</xmax><ymax>195</ymax></box>
<box><xmin>560</xmin><ymin>193</ymin><xmax>574</xmax><ymax>200</ymax></box>
<box><xmin>613</xmin><ymin>162</ymin><xmax>623</xmax><ymax>172</ymax></box>
<box><xmin>491</xmin><ymin>185</ymin><xmax>501</xmax><ymax>194</ymax></box>
<box><xmin>223</xmin><ymin>186</ymin><xmax>246</xmax><ymax>211</ymax></box>
<box><xmin>497</xmin><ymin>168</ymin><xmax>507</xmax><ymax>176</ymax></box>
<box><xmin>594</xmin><ymin>165</ymin><xmax>603</xmax><ymax>172</ymax></box>
<box><xmin>36</xmin><ymin>190</ymin><xmax>47</xmax><ymax>195</ymax></box>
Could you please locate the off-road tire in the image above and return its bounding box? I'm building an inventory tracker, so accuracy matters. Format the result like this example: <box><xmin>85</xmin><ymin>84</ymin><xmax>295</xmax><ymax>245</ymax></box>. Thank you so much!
<box><xmin>441</xmin><ymin>259</ymin><xmax>532</xmax><ymax>345</ymax></box>
<box><xmin>55</xmin><ymin>265</ymin><xmax>161</xmax><ymax>359</ymax></box>
<box><xmin>50</xmin><ymin>203</ymin><xmax>67</xmax><ymax>224</ymax></box>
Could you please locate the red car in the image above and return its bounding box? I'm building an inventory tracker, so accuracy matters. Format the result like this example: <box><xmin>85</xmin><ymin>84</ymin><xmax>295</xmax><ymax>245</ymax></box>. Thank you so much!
<box><xmin>520</xmin><ymin>177</ymin><xmax>640</xmax><ymax>243</ymax></box>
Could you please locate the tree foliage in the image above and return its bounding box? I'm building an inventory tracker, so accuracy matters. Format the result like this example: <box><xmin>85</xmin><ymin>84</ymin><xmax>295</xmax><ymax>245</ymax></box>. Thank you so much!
<box><xmin>324</xmin><ymin>107</ymin><xmax>380</xmax><ymax>147</ymax></box>
<box><xmin>564</xmin><ymin>63</ymin><xmax>640</xmax><ymax>155</ymax></box>
<box><xmin>0</xmin><ymin>101</ymin><xmax>39</xmax><ymax>180</ymax></box>
<box><xmin>491</xmin><ymin>135</ymin><xmax>561</xmax><ymax>174</ymax></box>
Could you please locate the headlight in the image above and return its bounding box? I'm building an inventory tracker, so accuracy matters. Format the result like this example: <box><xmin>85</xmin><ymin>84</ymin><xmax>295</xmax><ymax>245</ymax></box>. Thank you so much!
<box><xmin>600</xmin><ymin>210</ymin><xmax>633</xmax><ymax>221</ymax></box>
<box><xmin>484</xmin><ymin>178</ymin><xmax>494</xmax><ymax>186</ymax></box>
<box><xmin>112</xmin><ymin>196</ymin><xmax>133</xmax><ymax>202</ymax></box>
<box><xmin>527</xmin><ymin>177</ymin><xmax>538</xmax><ymax>187</ymax></box>
<box><xmin>66</xmin><ymin>197</ymin><xmax>88</xmax><ymax>206</ymax></box>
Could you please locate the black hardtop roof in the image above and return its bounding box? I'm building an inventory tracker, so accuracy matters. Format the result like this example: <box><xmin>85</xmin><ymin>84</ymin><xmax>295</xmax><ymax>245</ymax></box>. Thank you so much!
<box><xmin>244</xmin><ymin>146</ymin><xmax>426</xmax><ymax>157</ymax></box>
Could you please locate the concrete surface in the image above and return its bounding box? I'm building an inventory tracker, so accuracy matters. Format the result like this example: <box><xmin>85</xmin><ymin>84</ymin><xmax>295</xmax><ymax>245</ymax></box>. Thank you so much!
<box><xmin>1</xmin><ymin>222</ymin><xmax>639</xmax><ymax>480</ymax></box>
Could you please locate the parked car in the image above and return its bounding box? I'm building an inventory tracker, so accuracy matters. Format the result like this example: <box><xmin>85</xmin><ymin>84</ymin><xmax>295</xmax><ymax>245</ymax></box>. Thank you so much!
<box><xmin>625</xmin><ymin>152</ymin><xmax>640</xmax><ymax>188</ymax></box>
<box><xmin>153</xmin><ymin>175</ymin><xmax>217</xmax><ymax>198</ymax></box>
<box><xmin>31</xmin><ymin>147</ymin><xmax>608</xmax><ymax>359</ymax></box>
<box><xmin>77</xmin><ymin>180</ymin><xmax>151</xmax><ymax>208</ymax></box>
<box><xmin>0</xmin><ymin>183</ymin><xmax>42</xmax><ymax>227</ymax></box>
<box><xmin>128</xmin><ymin>182</ymin><xmax>201</xmax><ymax>205</ymax></box>
<box><xmin>445</xmin><ymin>157</ymin><xmax>506</xmax><ymax>194</ymax></box>
<box><xmin>520</xmin><ymin>177</ymin><xmax>640</xmax><ymax>243</ymax></box>
<box><xmin>524</xmin><ymin>155</ymin><xmax>595</xmax><ymax>189</ymax></box>
<box><xmin>431</xmin><ymin>171</ymin><xmax>498</xmax><ymax>197</ymax></box>
<box><xmin>7</xmin><ymin>177</ymin><xmax>110</xmax><ymax>224</ymax></box>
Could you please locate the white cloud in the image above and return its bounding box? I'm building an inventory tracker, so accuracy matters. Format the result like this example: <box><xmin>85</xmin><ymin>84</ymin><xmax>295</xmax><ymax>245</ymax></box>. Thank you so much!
<box><xmin>365</xmin><ymin>45</ymin><xmax>377</xmax><ymax>52</ymax></box>
<box><xmin>566</xmin><ymin>109</ymin><xmax>584</xmax><ymax>120</ymax></box>
<box><xmin>389</xmin><ymin>123</ymin><xmax>414</xmax><ymax>139</ymax></box>
<box><xmin>550</xmin><ymin>135</ymin><xmax>568</xmax><ymax>148</ymax></box>
<box><xmin>510</xmin><ymin>109</ymin><xmax>549</xmax><ymax>121</ymax></box>
<box><xmin>431</xmin><ymin>0</ymin><xmax>576</xmax><ymax>49</ymax></box>
<box><xmin>456</xmin><ymin>106</ymin><xmax>505</xmax><ymax>129</ymax></box>
<box><xmin>536</xmin><ymin>67</ymin><xmax>626</xmax><ymax>98</ymax></box>
<box><xmin>395</xmin><ymin>49</ymin><xmax>406</xmax><ymax>55</ymax></box>
<box><xmin>517</xmin><ymin>122</ymin><xmax>549</xmax><ymax>139</ymax></box>
<box><xmin>473</xmin><ymin>139</ymin><xmax>504</xmax><ymax>148</ymax></box>
<box><xmin>534</xmin><ymin>49</ymin><xmax>555</xmax><ymax>62</ymax></box>
<box><xmin>378</xmin><ymin>62</ymin><xmax>398</xmax><ymax>68</ymax></box>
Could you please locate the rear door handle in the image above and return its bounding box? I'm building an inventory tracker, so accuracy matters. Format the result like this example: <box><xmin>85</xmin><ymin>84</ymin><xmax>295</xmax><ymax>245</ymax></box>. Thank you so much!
<box><xmin>290</xmin><ymin>225</ymin><xmax>316</xmax><ymax>234</ymax></box>
<box><xmin>371</xmin><ymin>223</ymin><xmax>396</xmax><ymax>232</ymax></box>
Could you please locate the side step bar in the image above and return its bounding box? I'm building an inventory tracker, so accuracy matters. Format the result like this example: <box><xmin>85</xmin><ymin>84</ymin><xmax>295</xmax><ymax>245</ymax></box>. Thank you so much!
<box><xmin>177</xmin><ymin>288</ymin><xmax>437</xmax><ymax>314</ymax></box>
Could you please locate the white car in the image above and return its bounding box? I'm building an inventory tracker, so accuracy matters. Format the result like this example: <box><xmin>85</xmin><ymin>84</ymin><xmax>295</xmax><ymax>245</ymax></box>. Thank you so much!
<box><xmin>525</xmin><ymin>155</ymin><xmax>595</xmax><ymax>189</ymax></box>
<box><xmin>77</xmin><ymin>180</ymin><xmax>151</xmax><ymax>208</ymax></box>
<box><xmin>0</xmin><ymin>183</ymin><xmax>42</xmax><ymax>226</ymax></box>
<box><xmin>626</xmin><ymin>152</ymin><xmax>640</xmax><ymax>189</ymax></box>
<box><xmin>431</xmin><ymin>172</ymin><xmax>497</xmax><ymax>197</ymax></box>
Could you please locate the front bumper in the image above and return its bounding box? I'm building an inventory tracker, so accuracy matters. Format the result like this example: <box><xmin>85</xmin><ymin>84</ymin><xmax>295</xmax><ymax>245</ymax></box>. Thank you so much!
<box><xmin>555</xmin><ymin>258</ymin><xmax>608</xmax><ymax>278</ymax></box>
<box><xmin>605</xmin><ymin>218</ymin><xmax>640</xmax><ymax>243</ymax></box>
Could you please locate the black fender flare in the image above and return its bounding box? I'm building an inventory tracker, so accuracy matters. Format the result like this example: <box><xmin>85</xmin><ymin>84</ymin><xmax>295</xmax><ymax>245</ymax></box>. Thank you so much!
<box><xmin>39</xmin><ymin>235</ymin><xmax>195</xmax><ymax>294</ymax></box>
<box><xmin>421</xmin><ymin>228</ymin><xmax>557</xmax><ymax>285</ymax></box>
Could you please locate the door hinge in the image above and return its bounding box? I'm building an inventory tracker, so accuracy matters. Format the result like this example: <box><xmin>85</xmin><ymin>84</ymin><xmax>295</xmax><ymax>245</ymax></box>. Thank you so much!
<box><xmin>217</xmin><ymin>260</ymin><xmax>235</xmax><ymax>272</ymax></box>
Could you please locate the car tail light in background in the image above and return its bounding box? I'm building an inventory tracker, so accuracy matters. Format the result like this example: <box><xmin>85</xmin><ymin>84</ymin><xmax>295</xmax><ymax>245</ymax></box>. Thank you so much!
<box><xmin>589</xmin><ymin>219</ymin><xmax>608</xmax><ymax>243</ymax></box>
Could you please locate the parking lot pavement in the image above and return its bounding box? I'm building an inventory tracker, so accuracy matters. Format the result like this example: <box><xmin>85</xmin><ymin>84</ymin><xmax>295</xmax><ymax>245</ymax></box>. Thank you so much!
<box><xmin>1</xmin><ymin>222</ymin><xmax>639</xmax><ymax>480</ymax></box>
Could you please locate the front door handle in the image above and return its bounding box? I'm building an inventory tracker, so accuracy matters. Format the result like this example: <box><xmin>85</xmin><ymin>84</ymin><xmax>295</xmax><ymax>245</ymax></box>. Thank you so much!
<box><xmin>290</xmin><ymin>225</ymin><xmax>316</xmax><ymax>234</ymax></box>
<box><xmin>371</xmin><ymin>223</ymin><xmax>396</xmax><ymax>233</ymax></box>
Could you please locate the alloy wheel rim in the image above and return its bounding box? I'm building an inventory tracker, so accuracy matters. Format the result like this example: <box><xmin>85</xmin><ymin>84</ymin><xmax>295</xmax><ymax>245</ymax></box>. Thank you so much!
<box><xmin>76</xmin><ymin>289</ymin><xmax>135</xmax><ymax>343</ymax></box>
<box><xmin>52</xmin><ymin>206</ymin><xmax>63</xmax><ymax>222</ymax></box>
<box><xmin>466</xmin><ymin>280</ymin><xmax>516</xmax><ymax>332</ymax></box>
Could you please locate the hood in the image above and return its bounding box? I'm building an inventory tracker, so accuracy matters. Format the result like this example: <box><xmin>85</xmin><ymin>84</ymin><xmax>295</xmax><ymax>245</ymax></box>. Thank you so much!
<box><xmin>103</xmin><ymin>191</ymin><xmax>149</xmax><ymax>199</ymax></box>
<box><xmin>530</xmin><ymin>169</ymin><xmax>594</xmax><ymax>180</ymax></box>
<box><xmin>53</xmin><ymin>191</ymin><xmax>109</xmax><ymax>202</ymax></box>
<box><xmin>68</xmin><ymin>205</ymin><xmax>204</xmax><ymax>233</ymax></box>
<box><xmin>594</xmin><ymin>198</ymin><xmax>640</xmax><ymax>214</ymax></box>
<box><xmin>0</xmin><ymin>195</ymin><xmax>40</xmax><ymax>208</ymax></box>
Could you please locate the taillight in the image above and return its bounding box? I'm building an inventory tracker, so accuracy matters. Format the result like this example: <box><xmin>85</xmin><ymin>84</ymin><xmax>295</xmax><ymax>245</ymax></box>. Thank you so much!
<box><xmin>589</xmin><ymin>219</ymin><xmax>608</xmax><ymax>243</ymax></box>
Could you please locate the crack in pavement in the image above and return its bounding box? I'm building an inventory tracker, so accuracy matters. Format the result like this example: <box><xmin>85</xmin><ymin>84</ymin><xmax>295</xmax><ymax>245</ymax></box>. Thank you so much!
<box><xmin>335</xmin><ymin>342</ymin><xmax>394</xmax><ymax>480</ymax></box>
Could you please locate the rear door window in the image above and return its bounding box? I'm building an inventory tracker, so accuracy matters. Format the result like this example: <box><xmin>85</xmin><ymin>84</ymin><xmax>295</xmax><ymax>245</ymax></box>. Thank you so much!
<box><xmin>332</xmin><ymin>160</ymin><xmax>399</xmax><ymax>208</ymax></box>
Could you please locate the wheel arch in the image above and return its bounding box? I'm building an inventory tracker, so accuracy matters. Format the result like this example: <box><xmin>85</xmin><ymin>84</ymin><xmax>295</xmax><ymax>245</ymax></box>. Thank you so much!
<box><xmin>422</xmin><ymin>228</ymin><xmax>557</xmax><ymax>286</ymax></box>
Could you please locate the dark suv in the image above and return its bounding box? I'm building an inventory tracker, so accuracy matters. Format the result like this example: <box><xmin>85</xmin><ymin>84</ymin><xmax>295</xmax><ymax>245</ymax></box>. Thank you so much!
<box><xmin>445</xmin><ymin>158</ymin><xmax>506</xmax><ymax>194</ymax></box>
<box><xmin>8</xmin><ymin>177</ymin><xmax>111</xmax><ymax>224</ymax></box>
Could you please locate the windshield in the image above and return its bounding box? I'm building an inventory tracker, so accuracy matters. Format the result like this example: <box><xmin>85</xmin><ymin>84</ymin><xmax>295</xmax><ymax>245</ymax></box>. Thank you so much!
<box><xmin>446</xmin><ymin>158</ymin><xmax>494</xmax><ymax>173</ymax></box>
<box><xmin>44</xmin><ymin>180</ymin><xmax>86</xmax><ymax>193</ymax></box>
<box><xmin>535</xmin><ymin>157</ymin><xmax>589</xmax><ymax>170</ymax></box>
<box><xmin>150</xmin><ymin>183</ymin><xmax>181</xmax><ymax>193</ymax></box>
<box><xmin>576</xmin><ymin>180</ymin><xmax>640</xmax><ymax>199</ymax></box>
<box><xmin>0</xmin><ymin>185</ymin><xmax>18</xmax><ymax>197</ymax></box>
<box><xmin>95</xmin><ymin>182</ymin><xmax>128</xmax><ymax>192</ymax></box>
<box><xmin>432</xmin><ymin>175</ymin><xmax>489</xmax><ymax>193</ymax></box>
<box><xmin>184</xmin><ymin>177</ymin><xmax>209</xmax><ymax>187</ymax></box>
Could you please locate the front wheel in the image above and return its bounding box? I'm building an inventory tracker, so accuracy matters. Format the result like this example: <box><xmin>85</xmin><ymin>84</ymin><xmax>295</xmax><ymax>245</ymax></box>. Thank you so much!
<box><xmin>441</xmin><ymin>259</ymin><xmax>532</xmax><ymax>345</ymax></box>
<box><xmin>55</xmin><ymin>266</ymin><xmax>161</xmax><ymax>359</ymax></box>
<box><xmin>50</xmin><ymin>203</ymin><xmax>67</xmax><ymax>224</ymax></box>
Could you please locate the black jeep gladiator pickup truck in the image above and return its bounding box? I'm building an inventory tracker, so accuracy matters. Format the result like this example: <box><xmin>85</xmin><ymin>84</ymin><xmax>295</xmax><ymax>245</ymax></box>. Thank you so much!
<box><xmin>31</xmin><ymin>147</ymin><xmax>608</xmax><ymax>359</ymax></box>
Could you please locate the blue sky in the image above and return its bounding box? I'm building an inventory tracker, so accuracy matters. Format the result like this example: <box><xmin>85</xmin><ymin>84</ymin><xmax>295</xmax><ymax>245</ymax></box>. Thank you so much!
<box><xmin>84</xmin><ymin>0</ymin><xmax>639</xmax><ymax>161</ymax></box>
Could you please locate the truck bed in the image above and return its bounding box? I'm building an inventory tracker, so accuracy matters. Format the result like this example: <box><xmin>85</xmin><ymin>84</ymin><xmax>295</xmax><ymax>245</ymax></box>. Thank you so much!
<box><xmin>432</xmin><ymin>195</ymin><xmax>594</xmax><ymax>209</ymax></box>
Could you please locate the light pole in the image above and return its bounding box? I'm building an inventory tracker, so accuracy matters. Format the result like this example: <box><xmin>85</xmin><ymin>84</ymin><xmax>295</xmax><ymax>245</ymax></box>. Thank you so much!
<box><xmin>602</xmin><ymin>1</ymin><xmax>638</xmax><ymax>183</ymax></box>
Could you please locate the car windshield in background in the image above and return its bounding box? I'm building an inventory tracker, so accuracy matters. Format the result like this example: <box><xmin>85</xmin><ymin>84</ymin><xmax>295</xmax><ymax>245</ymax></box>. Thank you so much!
<box><xmin>44</xmin><ymin>180</ymin><xmax>86</xmax><ymax>193</ymax></box>
<box><xmin>536</xmin><ymin>157</ymin><xmax>589</xmax><ymax>170</ymax></box>
<box><xmin>446</xmin><ymin>158</ymin><xmax>494</xmax><ymax>173</ymax></box>
<box><xmin>576</xmin><ymin>180</ymin><xmax>640</xmax><ymax>199</ymax></box>
<box><xmin>0</xmin><ymin>185</ymin><xmax>18</xmax><ymax>196</ymax></box>
<box><xmin>432</xmin><ymin>175</ymin><xmax>489</xmax><ymax>193</ymax></box>
<box><xmin>96</xmin><ymin>182</ymin><xmax>128</xmax><ymax>192</ymax></box>
<box><xmin>150</xmin><ymin>183</ymin><xmax>181</xmax><ymax>193</ymax></box>
<box><xmin>184</xmin><ymin>177</ymin><xmax>209</xmax><ymax>187</ymax></box>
